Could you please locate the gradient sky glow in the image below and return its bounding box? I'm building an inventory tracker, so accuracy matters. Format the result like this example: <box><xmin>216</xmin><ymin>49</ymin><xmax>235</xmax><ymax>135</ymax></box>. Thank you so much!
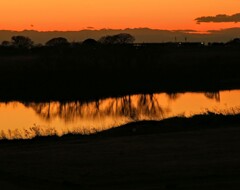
<box><xmin>1</xmin><ymin>0</ymin><xmax>240</xmax><ymax>31</ymax></box>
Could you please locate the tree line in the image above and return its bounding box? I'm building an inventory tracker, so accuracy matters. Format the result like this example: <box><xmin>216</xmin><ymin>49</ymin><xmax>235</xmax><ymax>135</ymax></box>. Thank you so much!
<box><xmin>1</xmin><ymin>33</ymin><xmax>240</xmax><ymax>50</ymax></box>
<box><xmin>0</xmin><ymin>33</ymin><xmax>135</xmax><ymax>49</ymax></box>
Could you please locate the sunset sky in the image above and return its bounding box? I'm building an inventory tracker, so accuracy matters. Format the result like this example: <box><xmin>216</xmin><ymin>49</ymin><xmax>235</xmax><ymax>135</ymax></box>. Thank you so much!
<box><xmin>1</xmin><ymin>0</ymin><xmax>240</xmax><ymax>32</ymax></box>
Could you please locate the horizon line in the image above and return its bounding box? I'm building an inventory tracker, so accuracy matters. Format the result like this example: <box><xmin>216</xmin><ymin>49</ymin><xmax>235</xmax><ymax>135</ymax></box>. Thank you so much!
<box><xmin>1</xmin><ymin>27</ymin><xmax>239</xmax><ymax>33</ymax></box>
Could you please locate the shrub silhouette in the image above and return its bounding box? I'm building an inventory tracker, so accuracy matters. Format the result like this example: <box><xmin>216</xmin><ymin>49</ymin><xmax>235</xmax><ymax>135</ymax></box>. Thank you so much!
<box><xmin>99</xmin><ymin>33</ymin><xmax>135</xmax><ymax>44</ymax></box>
<box><xmin>11</xmin><ymin>36</ymin><xmax>34</xmax><ymax>48</ymax></box>
<box><xmin>1</xmin><ymin>41</ymin><xmax>11</xmax><ymax>47</ymax></box>
<box><xmin>226</xmin><ymin>38</ymin><xmax>240</xmax><ymax>46</ymax></box>
<box><xmin>82</xmin><ymin>38</ymin><xmax>98</xmax><ymax>45</ymax></box>
<box><xmin>46</xmin><ymin>37</ymin><xmax>69</xmax><ymax>47</ymax></box>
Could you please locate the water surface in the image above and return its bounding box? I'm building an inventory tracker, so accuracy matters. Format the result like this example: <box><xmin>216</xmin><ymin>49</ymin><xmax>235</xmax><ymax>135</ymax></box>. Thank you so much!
<box><xmin>0</xmin><ymin>90</ymin><xmax>239</xmax><ymax>139</ymax></box>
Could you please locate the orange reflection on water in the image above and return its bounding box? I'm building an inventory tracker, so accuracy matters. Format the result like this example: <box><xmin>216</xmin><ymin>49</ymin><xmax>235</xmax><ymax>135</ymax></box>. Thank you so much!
<box><xmin>0</xmin><ymin>90</ymin><xmax>239</xmax><ymax>140</ymax></box>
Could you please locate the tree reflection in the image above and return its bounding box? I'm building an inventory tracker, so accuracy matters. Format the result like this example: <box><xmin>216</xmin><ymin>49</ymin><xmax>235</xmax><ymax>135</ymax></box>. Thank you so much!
<box><xmin>166</xmin><ymin>93</ymin><xmax>181</xmax><ymax>101</ymax></box>
<box><xmin>204</xmin><ymin>92</ymin><xmax>220</xmax><ymax>102</ymax></box>
<box><xmin>23</xmin><ymin>94</ymin><xmax>168</xmax><ymax>122</ymax></box>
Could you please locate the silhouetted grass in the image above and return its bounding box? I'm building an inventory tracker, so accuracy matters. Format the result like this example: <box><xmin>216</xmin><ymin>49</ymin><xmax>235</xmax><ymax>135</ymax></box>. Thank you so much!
<box><xmin>98</xmin><ymin>112</ymin><xmax>240</xmax><ymax>137</ymax></box>
<box><xmin>1</xmin><ymin>112</ymin><xmax>239</xmax><ymax>143</ymax></box>
<box><xmin>0</xmin><ymin>112</ymin><xmax>240</xmax><ymax>189</ymax></box>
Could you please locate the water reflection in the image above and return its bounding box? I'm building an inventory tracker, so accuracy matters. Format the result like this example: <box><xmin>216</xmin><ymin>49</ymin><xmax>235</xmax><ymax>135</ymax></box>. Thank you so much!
<box><xmin>204</xmin><ymin>92</ymin><xmax>220</xmax><ymax>102</ymax></box>
<box><xmin>166</xmin><ymin>93</ymin><xmax>181</xmax><ymax>101</ymax></box>
<box><xmin>24</xmin><ymin>94</ymin><xmax>168</xmax><ymax>122</ymax></box>
<box><xmin>0</xmin><ymin>90</ymin><xmax>239</xmax><ymax>140</ymax></box>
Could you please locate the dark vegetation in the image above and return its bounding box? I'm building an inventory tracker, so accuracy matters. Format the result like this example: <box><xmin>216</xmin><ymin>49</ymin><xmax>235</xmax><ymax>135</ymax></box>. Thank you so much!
<box><xmin>1</xmin><ymin>33</ymin><xmax>240</xmax><ymax>188</ymax></box>
<box><xmin>0</xmin><ymin>34</ymin><xmax>240</xmax><ymax>101</ymax></box>
<box><xmin>2</xmin><ymin>112</ymin><xmax>240</xmax><ymax>142</ymax></box>
<box><xmin>0</xmin><ymin>113</ymin><xmax>240</xmax><ymax>189</ymax></box>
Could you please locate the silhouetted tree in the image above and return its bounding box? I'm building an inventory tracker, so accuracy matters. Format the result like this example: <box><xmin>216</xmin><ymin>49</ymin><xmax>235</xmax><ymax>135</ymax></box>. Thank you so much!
<box><xmin>99</xmin><ymin>33</ymin><xmax>135</xmax><ymax>44</ymax></box>
<box><xmin>45</xmin><ymin>37</ymin><xmax>69</xmax><ymax>47</ymax></box>
<box><xmin>226</xmin><ymin>38</ymin><xmax>240</xmax><ymax>46</ymax></box>
<box><xmin>82</xmin><ymin>38</ymin><xmax>98</xmax><ymax>45</ymax></box>
<box><xmin>115</xmin><ymin>33</ymin><xmax>135</xmax><ymax>44</ymax></box>
<box><xmin>11</xmin><ymin>36</ymin><xmax>33</xmax><ymax>48</ymax></box>
<box><xmin>1</xmin><ymin>41</ymin><xmax>11</xmax><ymax>47</ymax></box>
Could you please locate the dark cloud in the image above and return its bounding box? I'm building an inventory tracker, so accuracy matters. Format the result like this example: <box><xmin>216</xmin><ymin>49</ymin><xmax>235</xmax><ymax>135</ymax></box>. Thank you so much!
<box><xmin>195</xmin><ymin>13</ymin><xmax>240</xmax><ymax>23</ymax></box>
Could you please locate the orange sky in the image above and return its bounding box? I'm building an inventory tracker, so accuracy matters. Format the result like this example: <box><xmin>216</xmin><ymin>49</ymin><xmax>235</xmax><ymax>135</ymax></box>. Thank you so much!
<box><xmin>1</xmin><ymin>0</ymin><xmax>240</xmax><ymax>31</ymax></box>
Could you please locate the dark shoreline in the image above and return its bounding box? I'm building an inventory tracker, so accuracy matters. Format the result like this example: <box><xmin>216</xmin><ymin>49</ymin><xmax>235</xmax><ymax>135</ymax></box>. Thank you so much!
<box><xmin>0</xmin><ymin>113</ymin><xmax>240</xmax><ymax>189</ymax></box>
<box><xmin>0</xmin><ymin>44</ymin><xmax>240</xmax><ymax>101</ymax></box>
<box><xmin>2</xmin><ymin>112</ymin><xmax>240</xmax><ymax>142</ymax></box>
<box><xmin>1</xmin><ymin>44</ymin><xmax>240</xmax><ymax>189</ymax></box>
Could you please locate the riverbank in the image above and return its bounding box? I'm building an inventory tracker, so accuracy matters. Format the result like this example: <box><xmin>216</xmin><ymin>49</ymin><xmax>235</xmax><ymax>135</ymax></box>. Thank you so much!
<box><xmin>1</xmin><ymin>113</ymin><xmax>240</xmax><ymax>189</ymax></box>
<box><xmin>0</xmin><ymin>45</ymin><xmax>240</xmax><ymax>101</ymax></box>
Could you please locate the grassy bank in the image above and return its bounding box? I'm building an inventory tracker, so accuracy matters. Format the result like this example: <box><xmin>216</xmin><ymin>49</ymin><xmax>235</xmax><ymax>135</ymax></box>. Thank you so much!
<box><xmin>2</xmin><ymin>112</ymin><xmax>239</xmax><ymax>142</ymax></box>
<box><xmin>0</xmin><ymin>44</ymin><xmax>240</xmax><ymax>101</ymax></box>
<box><xmin>0</xmin><ymin>113</ymin><xmax>240</xmax><ymax>189</ymax></box>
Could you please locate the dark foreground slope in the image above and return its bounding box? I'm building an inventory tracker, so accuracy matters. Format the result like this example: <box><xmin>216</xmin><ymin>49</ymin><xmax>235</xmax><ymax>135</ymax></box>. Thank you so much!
<box><xmin>0</xmin><ymin>114</ymin><xmax>240</xmax><ymax>190</ymax></box>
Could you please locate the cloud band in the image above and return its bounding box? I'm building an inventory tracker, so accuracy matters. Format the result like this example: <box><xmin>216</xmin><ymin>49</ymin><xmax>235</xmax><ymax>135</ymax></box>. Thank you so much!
<box><xmin>195</xmin><ymin>13</ymin><xmax>240</xmax><ymax>23</ymax></box>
